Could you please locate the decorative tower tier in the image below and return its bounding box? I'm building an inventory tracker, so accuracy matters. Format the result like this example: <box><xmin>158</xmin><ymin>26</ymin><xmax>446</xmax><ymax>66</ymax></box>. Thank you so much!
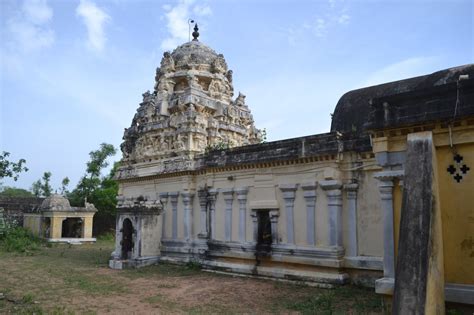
<box><xmin>117</xmin><ymin>29</ymin><xmax>262</xmax><ymax>179</ymax></box>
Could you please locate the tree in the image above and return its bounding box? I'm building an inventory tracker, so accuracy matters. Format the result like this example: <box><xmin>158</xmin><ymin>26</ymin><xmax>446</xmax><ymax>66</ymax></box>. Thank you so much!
<box><xmin>0</xmin><ymin>152</ymin><xmax>28</xmax><ymax>181</ymax></box>
<box><xmin>0</xmin><ymin>187</ymin><xmax>34</xmax><ymax>198</ymax></box>
<box><xmin>31</xmin><ymin>171</ymin><xmax>53</xmax><ymax>197</ymax></box>
<box><xmin>68</xmin><ymin>144</ymin><xmax>118</xmax><ymax>235</ymax></box>
<box><xmin>60</xmin><ymin>177</ymin><xmax>70</xmax><ymax>194</ymax></box>
<box><xmin>73</xmin><ymin>143</ymin><xmax>116</xmax><ymax>200</ymax></box>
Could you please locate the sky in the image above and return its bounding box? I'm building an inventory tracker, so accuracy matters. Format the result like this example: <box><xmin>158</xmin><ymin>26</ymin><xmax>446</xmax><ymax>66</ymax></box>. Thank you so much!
<box><xmin>1</xmin><ymin>0</ymin><xmax>473</xmax><ymax>191</ymax></box>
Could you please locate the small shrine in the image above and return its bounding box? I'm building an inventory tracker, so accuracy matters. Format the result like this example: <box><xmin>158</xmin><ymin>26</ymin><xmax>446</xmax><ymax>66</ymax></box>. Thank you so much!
<box><xmin>23</xmin><ymin>194</ymin><xmax>97</xmax><ymax>243</ymax></box>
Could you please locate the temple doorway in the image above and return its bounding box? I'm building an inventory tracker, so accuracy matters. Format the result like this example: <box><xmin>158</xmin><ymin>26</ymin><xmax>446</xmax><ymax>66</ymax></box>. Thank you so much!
<box><xmin>61</xmin><ymin>218</ymin><xmax>83</xmax><ymax>238</ymax></box>
<box><xmin>257</xmin><ymin>210</ymin><xmax>272</xmax><ymax>253</ymax></box>
<box><xmin>121</xmin><ymin>218</ymin><xmax>134</xmax><ymax>260</ymax></box>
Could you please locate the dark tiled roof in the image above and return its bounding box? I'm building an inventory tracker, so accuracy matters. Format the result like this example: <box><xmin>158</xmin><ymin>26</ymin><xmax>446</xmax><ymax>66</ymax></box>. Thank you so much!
<box><xmin>331</xmin><ymin>64</ymin><xmax>474</xmax><ymax>133</ymax></box>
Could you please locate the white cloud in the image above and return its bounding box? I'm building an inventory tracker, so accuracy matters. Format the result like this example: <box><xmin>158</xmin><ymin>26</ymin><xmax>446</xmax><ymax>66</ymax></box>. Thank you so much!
<box><xmin>76</xmin><ymin>0</ymin><xmax>110</xmax><ymax>52</ymax></box>
<box><xmin>193</xmin><ymin>4</ymin><xmax>212</xmax><ymax>17</ymax></box>
<box><xmin>286</xmin><ymin>1</ymin><xmax>350</xmax><ymax>44</ymax></box>
<box><xmin>359</xmin><ymin>57</ymin><xmax>438</xmax><ymax>88</ymax></box>
<box><xmin>4</xmin><ymin>0</ymin><xmax>55</xmax><ymax>53</ymax></box>
<box><xmin>314</xmin><ymin>18</ymin><xmax>327</xmax><ymax>38</ymax></box>
<box><xmin>337</xmin><ymin>14</ymin><xmax>350</xmax><ymax>25</ymax></box>
<box><xmin>22</xmin><ymin>0</ymin><xmax>53</xmax><ymax>24</ymax></box>
<box><xmin>161</xmin><ymin>0</ymin><xmax>212</xmax><ymax>51</ymax></box>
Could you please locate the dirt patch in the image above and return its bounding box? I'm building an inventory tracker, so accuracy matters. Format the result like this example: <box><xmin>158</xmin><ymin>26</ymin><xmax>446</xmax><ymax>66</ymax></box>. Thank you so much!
<box><xmin>0</xmin><ymin>240</ymin><xmax>385</xmax><ymax>314</ymax></box>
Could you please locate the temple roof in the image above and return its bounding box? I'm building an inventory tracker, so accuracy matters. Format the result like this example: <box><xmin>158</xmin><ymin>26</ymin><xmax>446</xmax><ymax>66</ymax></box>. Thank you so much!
<box><xmin>41</xmin><ymin>194</ymin><xmax>71</xmax><ymax>211</ymax></box>
<box><xmin>331</xmin><ymin>64</ymin><xmax>474</xmax><ymax>134</ymax></box>
<box><xmin>171</xmin><ymin>41</ymin><xmax>221</xmax><ymax>68</ymax></box>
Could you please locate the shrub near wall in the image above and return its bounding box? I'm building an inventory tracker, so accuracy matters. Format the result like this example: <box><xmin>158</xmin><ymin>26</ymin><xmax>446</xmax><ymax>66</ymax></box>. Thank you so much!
<box><xmin>0</xmin><ymin>227</ymin><xmax>43</xmax><ymax>253</ymax></box>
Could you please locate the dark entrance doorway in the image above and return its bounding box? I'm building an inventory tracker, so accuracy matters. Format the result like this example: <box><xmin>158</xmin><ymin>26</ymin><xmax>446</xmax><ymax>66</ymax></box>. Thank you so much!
<box><xmin>121</xmin><ymin>218</ymin><xmax>134</xmax><ymax>260</ymax></box>
<box><xmin>61</xmin><ymin>218</ymin><xmax>83</xmax><ymax>238</ymax></box>
<box><xmin>257</xmin><ymin>210</ymin><xmax>272</xmax><ymax>253</ymax></box>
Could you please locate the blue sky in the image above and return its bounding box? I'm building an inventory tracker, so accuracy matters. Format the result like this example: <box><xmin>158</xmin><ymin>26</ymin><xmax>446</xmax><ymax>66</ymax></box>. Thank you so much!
<box><xmin>1</xmin><ymin>0</ymin><xmax>472</xmax><ymax>190</ymax></box>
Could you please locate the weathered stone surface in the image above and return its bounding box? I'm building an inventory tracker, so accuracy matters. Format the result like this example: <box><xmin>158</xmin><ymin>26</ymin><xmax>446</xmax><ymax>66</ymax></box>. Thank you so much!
<box><xmin>392</xmin><ymin>132</ymin><xmax>444</xmax><ymax>315</ymax></box>
<box><xmin>117</xmin><ymin>38</ymin><xmax>262</xmax><ymax>180</ymax></box>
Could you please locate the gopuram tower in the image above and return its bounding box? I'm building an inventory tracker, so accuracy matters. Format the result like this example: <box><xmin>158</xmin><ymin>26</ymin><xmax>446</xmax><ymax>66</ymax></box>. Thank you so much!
<box><xmin>117</xmin><ymin>25</ymin><xmax>262</xmax><ymax>180</ymax></box>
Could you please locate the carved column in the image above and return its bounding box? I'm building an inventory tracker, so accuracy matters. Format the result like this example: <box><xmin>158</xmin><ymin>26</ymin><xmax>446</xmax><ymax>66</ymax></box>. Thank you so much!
<box><xmin>374</xmin><ymin>171</ymin><xmax>403</xmax><ymax>279</ymax></box>
<box><xmin>221</xmin><ymin>189</ymin><xmax>234</xmax><ymax>242</ymax></box>
<box><xmin>269</xmin><ymin>210</ymin><xmax>280</xmax><ymax>244</ymax></box>
<box><xmin>169</xmin><ymin>192</ymin><xmax>179</xmax><ymax>240</ymax></box>
<box><xmin>344</xmin><ymin>183</ymin><xmax>358</xmax><ymax>257</ymax></box>
<box><xmin>198</xmin><ymin>189</ymin><xmax>208</xmax><ymax>238</ymax></box>
<box><xmin>250</xmin><ymin>210</ymin><xmax>258</xmax><ymax>243</ymax></box>
<box><xmin>302</xmin><ymin>182</ymin><xmax>318</xmax><ymax>246</ymax></box>
<box><xmin>320</xmin><ymin>180</ymin><xmax>343</xmax><ymax>247</ymax></box>
<box><xmin>159</xmin><ymin>192</ymin><xmax>169</xmax><ymax>239</ymax></box>
<box><xmin>236</xmin><ymin>187</ymin><xmax>249</xmax><ymax>243</ymax></box>
<box><xmin>181</xmin><ymin>191</ymin><xmax>194</xmax><ymax>241</ymax></box>
<box><xmin>208</xmin><ymin>189</ymin><xmax>218</xmax><ymax>240</ymax></box>
<box><xmin>279</xmin><ymin>184</ymin><xmax>298</xmax><ymax>245</ymax></box>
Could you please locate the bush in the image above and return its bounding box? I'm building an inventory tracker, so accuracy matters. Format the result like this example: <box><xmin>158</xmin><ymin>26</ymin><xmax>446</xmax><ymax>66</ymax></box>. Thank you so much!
<box><xmin>0</xmin><ymin>227</ymin><xmax>43</xmax><ymax>253</ymax></box>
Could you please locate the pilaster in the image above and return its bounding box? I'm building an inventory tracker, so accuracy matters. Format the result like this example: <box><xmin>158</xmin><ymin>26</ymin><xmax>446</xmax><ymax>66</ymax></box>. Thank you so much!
<box><xmin>236</xmin><ymin>187</ymin><xmax>249</xmax><ymax>243</ymax></box>
<box><xmin>169</xmin><ymin>192</ymin><xmax>179</xmax><ymax>240</ymax></box>
<box><xmin>344</xmin><ymin>183</ymin><xmax>358</xmax><ymax>257</ymax></box>
<box><xmin>159</xmin><ymin>192</ymin><xmax>169</xmax><ymax>239</ymax></box>
<box><xmin>302</xmin><ymin>182</ymin><xmax>318</xmax><ymax>246</ymax></box>
<box><xmin>181</xmin><ymin>191</ymin><xmax>194</xmax><ymax>241</ymax></box>
<box><xmin>269</xmin><ymin>210</ymin><xmax>280</xmax><ymax>244</ymax></box>
<box><xmin>221</xmin><ymin>188</ymin><xmax>234</xmax><ymax>242</ymax></box>
<box><xmin>374</xmin><ymin>170</ymin><xmax>403</xmax><ymax>281</ymax></box>
<box><xmin>279</xmin><ymin>184</ymin><xmax>298</xmax><ymax>245</ymax></box>
<box><xmin>250</xmin><ymin>210</ymin><xmax>258</xmax><ymax>243</ymax></box>
<box><xmin>197</xmin><ymin>189</ymin><xmax>208</xmax><ymax>238</ymax></box>
<box><xmin>208</xmin><ymin>189</ymin><xmax>218</xmax><ymax>240</ymax></box>
<box><xmin>320</xmin><ymin>180</ymin><xmax>343</xmax><ymax>247</ymax></box>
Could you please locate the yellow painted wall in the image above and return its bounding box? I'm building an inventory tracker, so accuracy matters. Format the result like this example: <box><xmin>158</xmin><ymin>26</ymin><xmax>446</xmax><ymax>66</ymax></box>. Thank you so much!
<box><xmin>120</xmin><ymin>158</ymin><xmax>383</xmax><ymax>257</ymax></box>
<box><xmin>23</xmin><ymin>215</ymin><xmax>42</xmax><ymax>237</ymax></box>
<box><xmin>83</xmin><ymin>217</ymin><xmax>93</xmax><ymax>238</ymax></box>
<box><xmin>50</xmin><ymin>217</ymin><xmax>63</xmax><ymax>239</ymax></box>
<box><xmin>436</xmin><ymin>143</ymin><xmax>474</xmax><ymax>284</ymax></box>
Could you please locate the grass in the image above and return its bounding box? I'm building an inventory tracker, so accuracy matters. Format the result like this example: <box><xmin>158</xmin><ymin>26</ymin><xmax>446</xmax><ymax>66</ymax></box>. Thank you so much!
<box><xmin>7</xmin><ymin>239</ymin><xmax>461</xmax><ymax>314</ymax></box>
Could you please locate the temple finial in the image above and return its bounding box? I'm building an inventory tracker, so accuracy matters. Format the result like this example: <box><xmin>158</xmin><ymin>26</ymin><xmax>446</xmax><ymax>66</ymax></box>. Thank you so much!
<box><xmin>192</xmin><ymin>23</ymin><xmax>199</xmax><ymax>41</ymax></box>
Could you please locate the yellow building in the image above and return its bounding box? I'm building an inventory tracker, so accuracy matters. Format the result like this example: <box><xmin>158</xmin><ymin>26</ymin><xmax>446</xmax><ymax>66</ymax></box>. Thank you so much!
<box><xmin>108</xmin><ymin>28</ymin><xmax>474</xmax><ymax>306</ymax></box>
<box><xmin>23</xmin><ymin>194</ymin><xmax>97</xmax><ymax>243</ymax></box>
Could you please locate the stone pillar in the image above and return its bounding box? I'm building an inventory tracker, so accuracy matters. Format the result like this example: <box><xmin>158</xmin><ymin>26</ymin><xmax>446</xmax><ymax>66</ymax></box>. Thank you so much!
<box><xmin>181</xmin><ymin>191</ymin><xmax>194</xmax><ymax>241</ymax></box>
<box><xmin>208</xmin><ymin>189</ymin><xmax>218</xmax><ymax>240</ymax></box>
<box><xmin>221</xmin><ymin>189</ymin><xmax>234</xmax><ymax>242</ymax></box>
<box><xmin>320</xmin><ymin>180</ymin><xmax>343</xmax><ymax>247</ymax></box>
<box><xmin>83</xmin><ymin>216</ymin><xmax>93</xmax><ymax>238</ymax></box>
<box><xmin>302</xmin><ymin>182</ymin><xmax>318</xmax><ymax>246</ymax></box>
<box><xmin>269</xmin><ymin>210</ymin><xmax>279</xmax><ymax>244</ymax></box>
<box><xmin>50</xmin><ymin>216</ymin><xmax>63</xmax><ymax>239</ymax></box>
<box><xmin>236</xmin><ymin>187</ymin><xmax>249</xmax><ymax>243</ymax></box>
<box><xmin>159</xmin><ymin>192</ymin><xmax>169</xmax><ymax>239</ymax></box>
<box><xmin>169</xmin><ymin>192</ymin><xmax>179</xmax><ymax>240</ymax></box>
<box><xmin>344</xmin><ymin>183</ymin><xmax>358</xmax><ymax>257</ymax></box>
<box><xmin>279</xmin><ymin>184</ymin><xmax>298</xmax><ymax>245</ymax></box>
<box><xmin>250</xmin><ymin>210</ymin><xmax>258</xmax><ymax>243</ymax></box>
<box><xmin>374</xmin><ymin>171</ymin><xmax>403</xmax><ymax>279</ymax></box>
<box><xmin>198</xmin><ymin>189</ymin><xmax>208</xmax><ymax>238</ymax></box>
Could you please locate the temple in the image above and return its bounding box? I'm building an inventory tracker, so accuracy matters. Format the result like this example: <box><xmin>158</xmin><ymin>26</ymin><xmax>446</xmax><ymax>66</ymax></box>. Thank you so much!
<box><xmin>109</xmin><ymin>26</ymin><xmax>474</xmax><ymax>306</ymax></box>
